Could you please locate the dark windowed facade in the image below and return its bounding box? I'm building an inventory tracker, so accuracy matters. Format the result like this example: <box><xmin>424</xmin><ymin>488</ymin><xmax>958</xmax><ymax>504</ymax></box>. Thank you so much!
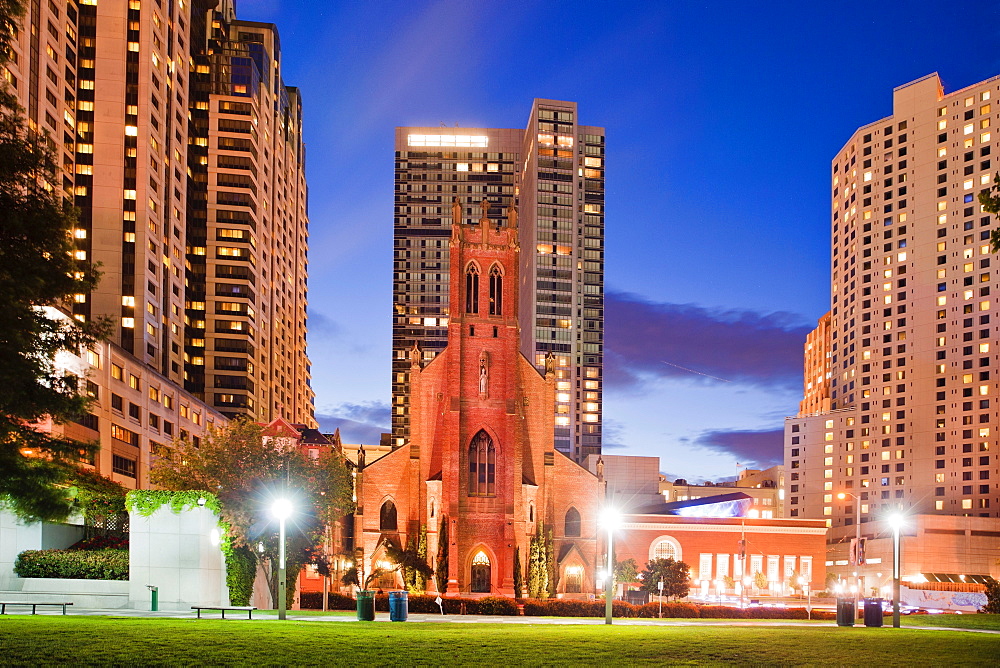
<box><xmin>489</xmin><ymin>264</ymin><xmax>503</xmax><ymax>315</ymax></box>
<box><xmin>564</xmin><ymin>507</ymin><xmax>581</xmax><ymax>537</ymax></box>
<box><xmin>465</xmin><ymin>263</ymin><xmax>480</xmax><ymax>314</ymax></box>
<box><xmin>379</xmin><ymin>500</ymin><xmax>397</xmax><ymax>531</ymax></box>
<box><xmin>468</xmin><ymin>430</ymin><xmax>496</xmax><ymax>497</ymax></box>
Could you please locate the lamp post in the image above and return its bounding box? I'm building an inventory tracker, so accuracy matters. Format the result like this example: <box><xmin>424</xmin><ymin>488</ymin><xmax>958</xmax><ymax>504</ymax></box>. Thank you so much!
<box><xmin>888</xmin><ymin>512</ymin><xmax>904</xmax><ymax>628</ymax></box>
<box><xmin>836</xmin><ymin>491</ymin><xmax>862</xmax><ymax>620</ymax></box>
<box><xmin>272</xmin><ymin>498</ymin><xmax>293</xmax><ymax>620</ymax></box>
<box><xmin>658</xmin><ymin>579</ymin><xmax>663</xmax><ymax>618</ymax></box>
<box><xmin>799</xmin><ymin>576</ymin><xmax>811</xmax><ymax>620</ymax></box>
<box><xmin>600</xmin><ymin>507</ymin><xmax>620</xmax><ymax>625</ymax></box>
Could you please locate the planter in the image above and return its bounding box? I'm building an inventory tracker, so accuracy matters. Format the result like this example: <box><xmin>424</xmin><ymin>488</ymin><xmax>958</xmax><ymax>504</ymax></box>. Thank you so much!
<box><xmin>356</xmin><ymin>590</ymin><xmax>375</xmax><ymax>621</ymax></box>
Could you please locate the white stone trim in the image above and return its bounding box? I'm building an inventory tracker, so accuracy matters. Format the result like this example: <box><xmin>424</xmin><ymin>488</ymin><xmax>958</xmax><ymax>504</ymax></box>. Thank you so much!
<box><xmin>623</xmin><ymin>522</ymin><xmax>826</xmax><ymax>536</ymax></box>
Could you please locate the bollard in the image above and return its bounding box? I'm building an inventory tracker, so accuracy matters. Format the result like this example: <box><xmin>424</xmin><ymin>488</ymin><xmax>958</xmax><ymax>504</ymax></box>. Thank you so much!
<box><xmin>147</xmin><ymin>585</ymin><xmax>158</xmax><ymax>612</ymax></box>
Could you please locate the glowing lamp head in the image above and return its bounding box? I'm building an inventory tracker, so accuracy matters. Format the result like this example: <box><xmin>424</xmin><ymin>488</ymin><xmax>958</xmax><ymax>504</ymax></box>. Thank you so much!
<box><xmin>887</xmin><ymin>512</ymin><xmax>905</xmax><ymax>531</ymax></box>
<box><xmin>600</xmin><ymin>506</ymin><xmax>621</xmax><ymax>530</ymax></box>
<box><xmin>836</xmin><ymin>492</ymin><xmax>847</xmax><ymax>500</ymax></box>
<box><xmin>272</xmin><ymin>498</ymin><xmax>293</xmax><ymax>520</ymax></box>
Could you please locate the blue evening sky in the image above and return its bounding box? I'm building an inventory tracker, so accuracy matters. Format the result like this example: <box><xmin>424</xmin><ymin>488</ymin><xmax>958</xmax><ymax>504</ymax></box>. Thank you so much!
<box><xmin>239</xmin><ymin>0</ymin><xmax>1000</xmax><ymax>480</ymax></box>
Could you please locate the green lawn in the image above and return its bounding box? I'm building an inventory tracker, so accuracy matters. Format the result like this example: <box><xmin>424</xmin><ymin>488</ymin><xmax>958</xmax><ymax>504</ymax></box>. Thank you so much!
<box><xmin>902</xmin><ymin>613</ymin><xmax>1000</xmax><ymax>631</ymax></box>
<box><xmin>1</xmin><ymin>616</ymin><xmax>997</xmax><ymax>666</ymax></box>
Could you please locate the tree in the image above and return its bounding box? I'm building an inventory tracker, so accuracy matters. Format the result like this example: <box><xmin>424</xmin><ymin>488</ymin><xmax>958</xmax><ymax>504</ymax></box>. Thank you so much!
<box><xmin>615</xmin><ymin>558</ymin><xmax>639</xmax><ymax>586</ymax></box>
<box><xmin>0</xmin><ymin>0</ymin><xmax>110</xmax><ymax>522</ymax></box>
<box><xmin>527</xmin><ymin>523</ymin><xmax>549</xmax><ymax>598</ymax></box>
<box><xmin>980</xmin><ymin>576</ymin><xmax>1000</xmax><ymax>614</ymax></box>
<box><xmin>150</xmin><ymin>418</ymin><xmax>354</xmax><ymax>604</ymax></box>
<box><xmin>640</xmin><ymin>558</ymin><xmax>691</xmax><ymax>600</ymax></box>
<box><xmin>414</xmin><ymin>525</ymin><xmax>428</xmax><ymax>592</ymax></box>
<box><xmin>544</xmin><ymin>524</ymin><xmax>557</xmax><ymax>597</ymax></box>
<box><xmin>513</xmin><ymin>546</ymin><xmax>523</xmax><ymax>599</ymax></box>
<box><xmin>435</xmin><ymin>516</ymin><xmax>449</xmax><ymax>593</ymax></box>
<box><xmin>385</xmin><ymin>536</ymin><xmax>432</xmax><ymax>591</ymax></box>
<box><xmin>753</xmin><ymin>570</ymin><xmax>769</xmax><ymax>592</ymax></box>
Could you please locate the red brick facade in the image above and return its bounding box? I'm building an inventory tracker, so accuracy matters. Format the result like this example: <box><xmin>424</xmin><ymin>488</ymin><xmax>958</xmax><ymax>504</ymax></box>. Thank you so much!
<box><xmin>614</xmin><ymin>516</ymin><xmax>827</xmax><ymax>595</ymax></box>
<box><xmin>356</xmin><ymin>201</ymin><xmax>601</xmax><ymax>596</ymax></box>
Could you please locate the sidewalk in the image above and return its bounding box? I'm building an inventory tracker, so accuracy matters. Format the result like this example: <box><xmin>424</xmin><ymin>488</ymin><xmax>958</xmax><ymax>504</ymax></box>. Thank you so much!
<box><xmin>4</xmin><ymin>607</ymin><xmax>998</xmax><ymax>633</ymax></box>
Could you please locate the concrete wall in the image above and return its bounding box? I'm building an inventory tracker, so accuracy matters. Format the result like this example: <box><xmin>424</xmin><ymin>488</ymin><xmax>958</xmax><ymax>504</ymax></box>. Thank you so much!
<box><xmin>0</xmin><ymin>510</ymin><xmax>128</xmax><ymax>608</ymax></box>
<box><xmin>128</xmin><ymin>504</ymin><xmax>229</xmax><ymax>611</ymax></box>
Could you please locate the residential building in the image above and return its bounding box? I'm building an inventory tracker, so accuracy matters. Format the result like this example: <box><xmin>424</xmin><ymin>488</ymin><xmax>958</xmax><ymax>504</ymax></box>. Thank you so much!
<box><xmin>2</xmin><ymin>0</ymin><xmax>313</xmax><ymax>482</ymax></box>
<box><xmin>185</xmin><ymin>4</ymin><xmax>313</xmax><ymax>424</ymax></box>
<box><xmin>785</xmin><ymin>73</ymin><xmax>1000</xmax><ymax>529</ymax></box>
<box><xmin>393</xmin><ymin>99</ymin><xmax>605</xmax><ymax>462</ymax></box>
<box><xmin>37</xmin><ymin>308</ymin><xmax>225</xmax><ymax>489</ymax></box>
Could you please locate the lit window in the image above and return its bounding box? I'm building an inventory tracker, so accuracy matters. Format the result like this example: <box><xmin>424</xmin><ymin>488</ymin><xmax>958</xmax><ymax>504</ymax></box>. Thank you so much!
<box><xmin>407</xmin><ymin>134</ymin><xmax>488</xmax><ymax>147</ymax></box>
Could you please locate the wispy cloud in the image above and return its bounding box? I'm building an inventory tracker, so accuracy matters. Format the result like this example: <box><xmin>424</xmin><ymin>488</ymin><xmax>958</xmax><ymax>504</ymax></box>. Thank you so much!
<box><xmin>316</xmin><ymin>401</ymin><xmax>390</xmax><ymax>444</ymax></box>
<box><xmin>689</xmin><ymin>428</ymin><xmax>785</xmax><ymax>470</ymax></box>
<box><xmin>605</xmin><ymin>290</ymin><xmax>811</xmax><ymax>391</ymax></box>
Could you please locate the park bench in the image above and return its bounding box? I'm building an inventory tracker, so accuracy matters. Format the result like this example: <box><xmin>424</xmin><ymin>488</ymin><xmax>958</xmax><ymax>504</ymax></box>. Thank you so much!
<box><xmin>191</xmin><ymin>605</ymin><xmax>257</xmax><ymax>619</ymax></box>
<box><xmin>0</xmin><ymin>601</ymin><xmax>73</xmax><ymax>615</ymax></box>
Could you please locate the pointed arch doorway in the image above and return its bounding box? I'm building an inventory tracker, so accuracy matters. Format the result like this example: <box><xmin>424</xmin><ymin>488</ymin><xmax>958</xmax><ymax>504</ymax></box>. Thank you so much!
<box><xmin>471</xmin><ymin>550</ymin><xmax>491</xmax><ymax>593</ymax></box>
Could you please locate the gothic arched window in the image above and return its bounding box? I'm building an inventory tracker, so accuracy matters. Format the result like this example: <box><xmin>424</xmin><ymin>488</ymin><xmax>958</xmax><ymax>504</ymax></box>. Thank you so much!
<box><xmin>465</xmin><ymin>263</ymin><xmax>480</xmax><ymax>314</ymax></box>
<box><xmin>468</xmin><ymin>430</ymin><xmax>496</xmax><ymax>497</ymax></box>
<box><xmin>379</xmin><ymin>500</ymin><xmax>397</xmax><ymax>532</ymax></box>
<box><xmin>488</xmin><ymin>264</ymin><xmax>503</xmax><ymax>315</ymax></box>
<box><xmin>564</xmin><ymin>507</ymin><xmax>581</xmax><ymax>537</ymax></box>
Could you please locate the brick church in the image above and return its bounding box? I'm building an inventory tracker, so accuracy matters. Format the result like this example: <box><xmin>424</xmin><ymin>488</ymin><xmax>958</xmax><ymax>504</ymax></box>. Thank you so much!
<box><xmin>354</xmin><ymin>198</ymin><xmax>601</xmax><ymax>597</ymax></box>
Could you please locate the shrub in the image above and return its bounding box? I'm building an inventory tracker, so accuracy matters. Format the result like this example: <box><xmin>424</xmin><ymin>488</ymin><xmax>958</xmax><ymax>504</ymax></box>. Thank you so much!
<box><xmin>298</xmin><ymin>592</ymin><xmax>356</xmax><ymax>610</ymax></box>
<box><xmin>477</xmin><ymin>596</ymin><xmax>519</xmax><ymax>616</ymax></box>
<box><xmin>661</xmin><ymin>602</ymin><xmax>700</xmax><ymax>618</ymax></box>
<box><xmin>71</xmin><ymin>534</ymin><xmax>128</xmax><ymax>551</ymax></box>
<box><xmin>14</xmin><ymin>549</ymin><xmax>128</xmax><ymax>580</ymax></box>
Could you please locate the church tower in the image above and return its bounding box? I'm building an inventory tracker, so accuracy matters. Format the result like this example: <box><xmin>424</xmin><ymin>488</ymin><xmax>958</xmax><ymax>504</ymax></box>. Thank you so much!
<box><xmin>357</xmin><ymin>197</ymin><xmax>599</xmax><ymax>597</ymax></box>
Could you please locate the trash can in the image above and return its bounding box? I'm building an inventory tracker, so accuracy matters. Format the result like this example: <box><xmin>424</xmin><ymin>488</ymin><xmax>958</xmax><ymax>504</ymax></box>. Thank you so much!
<box><xmin>836</xmin><ymin>597</ymin><xmax>855</xmax><ymax>627</ymax></box>
<box><xmin>389</xmin><ymin>590</ymin><xmax>409</xmax><ymax>622</ymax></box>
<box><xmin>863</xmin><ymin>598</ymin><xmax>884</xmax><ymax>627</ymax></box>
<box><xmin>356</xmin><ymin>590</ymin><xmax>375</xmax><ymax>621</ymax></box>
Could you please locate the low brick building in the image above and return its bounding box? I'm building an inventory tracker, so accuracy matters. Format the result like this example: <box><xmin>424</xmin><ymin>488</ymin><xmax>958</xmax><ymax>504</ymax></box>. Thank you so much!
<box><xmin>614</xmin><ymin>514</ymin><xmax>827</xmax><ymax>596</ymax></box>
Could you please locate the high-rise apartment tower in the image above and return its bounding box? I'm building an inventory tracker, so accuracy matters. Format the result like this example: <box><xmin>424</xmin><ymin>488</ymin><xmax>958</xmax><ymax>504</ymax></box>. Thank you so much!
<box><xmin>785</xmin><ymin>73</ymin><xmax>1000</xmax><ymax>526</ymax></box>
<box><xmin>1</xmin><ymin>0</ymin><xmax>314</xmax><ymax>486</ymax></box>
<box><xmin>393</xmin><ymin>100</ymin><xmax>604</xmax><ymax>461</ymax></box>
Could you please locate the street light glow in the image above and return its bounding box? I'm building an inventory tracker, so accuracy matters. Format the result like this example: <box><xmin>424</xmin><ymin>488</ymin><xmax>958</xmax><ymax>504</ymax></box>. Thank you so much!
<box><xmin>600</xmin><ymin>506</ymin><xmax>620</xmax><ymax>530</ymax></box>
<box><xmin>272</xmin><ymin>498</ymin><xmax>293</xmax><ymax>520</ymax></box>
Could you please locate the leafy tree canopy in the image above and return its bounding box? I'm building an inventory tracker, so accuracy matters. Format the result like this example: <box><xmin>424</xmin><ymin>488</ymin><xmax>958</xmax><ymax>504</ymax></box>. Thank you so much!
<box><xmin>150</xmin><ymin>418</ymin><xmax>354</xmax><ymax>548</ymax></box>
<box><xmin>640</xmin><ymin>557</ymin><xmax>691</xmax><ymax>600</ymax></box>
<box><xmin>0</xmin><ymin>0</ymin><xmax>110</xmax><ymax>522</ymax></box>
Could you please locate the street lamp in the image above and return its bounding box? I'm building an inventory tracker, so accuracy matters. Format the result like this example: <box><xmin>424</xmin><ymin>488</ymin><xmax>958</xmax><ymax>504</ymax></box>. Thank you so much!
<box><xmin>272</xmin><ymin>498</ymin><xmax>293</xmax><ymax>620</ymax></box>
<box><xmin>798</xmin><ymin>575</ymin><xmax>811</xmax><ymax>620</ymax></box>
<box><xmin>837</xmin><ymin>491</ymin><xmax>862</xmax><ymax>620</ymax></box>
<box><xmin>600</xmin><ymin>506</ymin><xmax>620</xmax><ymax>625</ymax></box>
<box><xmin>887</xmin><ymin>512</ymin><xmax>905</xmax><ymax>628</ymax></box>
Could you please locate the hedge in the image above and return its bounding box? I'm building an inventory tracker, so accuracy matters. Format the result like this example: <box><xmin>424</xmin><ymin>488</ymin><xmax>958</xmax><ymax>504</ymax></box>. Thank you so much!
<box><xmin>297</xmin><ymin>592</ymin><xmax>831</xmax><ymax>620</ymax></box>
<box><xmin>14</xmin><ymin>549</ymin><xmax>128</xmax><ymax>580</ymax></box>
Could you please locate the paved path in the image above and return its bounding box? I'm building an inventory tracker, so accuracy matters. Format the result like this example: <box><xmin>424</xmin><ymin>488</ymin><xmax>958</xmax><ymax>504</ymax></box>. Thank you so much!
<box><xmin>4</xmin><ymin>608</ymin><xmax>998</xmax><ymax>633</ymax></box>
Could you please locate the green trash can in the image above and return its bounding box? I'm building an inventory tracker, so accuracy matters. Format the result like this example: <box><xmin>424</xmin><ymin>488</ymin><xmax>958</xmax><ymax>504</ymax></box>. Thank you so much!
<box><xmin>356</xmin><ymin>590</ymin><xmax>375</xmax><ymax>621</ymax></box>
<box><xmin>836</xmin><ymin>597</ymin><xmax>855</xmax><ymax>627</ymax></box>
<box><xmin>389</xmin><ymin>590</ymin><xmax>408</xmax><ymax>622</ymax></box>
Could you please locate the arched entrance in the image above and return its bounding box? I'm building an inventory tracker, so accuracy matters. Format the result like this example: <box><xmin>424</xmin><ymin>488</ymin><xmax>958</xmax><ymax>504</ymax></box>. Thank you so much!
<box><xmin>470</xmin><ymin>550</ymin><xmax>491</xmax><ymax>593</ymax></box>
